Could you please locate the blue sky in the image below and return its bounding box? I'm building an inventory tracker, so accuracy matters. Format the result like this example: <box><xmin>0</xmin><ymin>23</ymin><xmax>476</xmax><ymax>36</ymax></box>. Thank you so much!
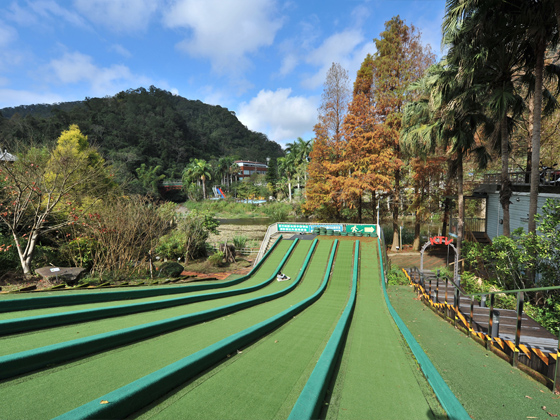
<box><xmin>0</xmin><ymin>0</ymin><xmax>445</xmax><ymax>147</ymax></box>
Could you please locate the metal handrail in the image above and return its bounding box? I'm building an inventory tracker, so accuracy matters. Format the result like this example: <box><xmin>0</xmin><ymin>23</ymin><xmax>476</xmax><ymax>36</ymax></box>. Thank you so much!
<box><xmin>406</xmin><ymin>267</ymin><xmax>560</xmax><ymax>391</ymax></box>
<box><xmin>253</xmin><ymin>223</ymin><xmax>279</xmax><ymax>265</ymax></box>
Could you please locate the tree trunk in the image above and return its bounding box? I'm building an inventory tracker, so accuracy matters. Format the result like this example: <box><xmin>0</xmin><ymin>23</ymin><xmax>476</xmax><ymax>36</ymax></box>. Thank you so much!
<box><xmin>525</xmin><ymin>99</ymin><xmax>534</xmax><ymax>184</ymax></box>
<box><xmin>14</xmin><ymin>231</ymin><xmax>38</xmax><ymax>275</ymax></box>
<box><xmin>500</xmin><ymin>116</ymin><xmax>512</xmax><ymax>236</ymax></box>
<box><xmin>441</xmin><ymin>160</ymin><xmax>453</xmax><ymax>237</ymax></box>
<box><xmin>202</xmin><ymin>178</ymin><xmax>206</xmax><ymax>200</ymax></box>
<box><xmin>528</xmin><ymin>40</ymin><xmax>545</xmax><ymax>234</ymax></box>
<box><xmin>358</xmin><ymin>194</ymin><xmax>362</xmax><ymax>224</ymax></box>
<box><xmin>372</xmin><ymin>192</ymin><xmax>378</xmax><ymax>224</ymax></box>
<box><xmin>457</xmin><ymin>151</ymin><xmax>464</xmax><ymax>266</ymax></box>
<box><xmin>412</xmin><ymin>185</ymin><xmax>420</xmax><ymax>251</ymax></box>
<box><xmin>391</xmin><ymin>167</ymin><xmax>401</xmax><ymax>251</ymax></box>
<box><xmin>288</xmin><ymin>180</ymin><xmax>292</xmax><ymax>202</ymax></box>
<box><xmin>442</xmin><ymin>198</ymin><xmax>450</xmax><ymax>237</ymax></box>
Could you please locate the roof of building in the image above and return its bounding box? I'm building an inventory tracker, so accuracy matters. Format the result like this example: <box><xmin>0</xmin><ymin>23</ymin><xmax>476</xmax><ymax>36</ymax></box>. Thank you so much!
<box><xmin>234</xmin><ymin>160</ymin><xmax>268</xmax><ymax>168</ymax></box>
<box><xmin>0</xmin><ymin>149</ymin><xmax>17</xmax><ymax>162</ymax></box>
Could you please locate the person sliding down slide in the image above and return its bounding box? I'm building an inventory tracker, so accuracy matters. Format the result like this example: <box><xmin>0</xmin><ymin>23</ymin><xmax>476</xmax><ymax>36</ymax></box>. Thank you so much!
<box><xmin>277</xmin><ymin>272</ymin><xmax>291</xmax><ymax>281</ymax></box>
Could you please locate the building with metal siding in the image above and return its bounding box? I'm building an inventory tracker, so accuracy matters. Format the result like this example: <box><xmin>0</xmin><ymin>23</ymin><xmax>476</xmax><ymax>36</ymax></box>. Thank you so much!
<box><xmin>485</xmin><ymin>191</ymin><xmax>558</xmax><ymax>239</ymax></box>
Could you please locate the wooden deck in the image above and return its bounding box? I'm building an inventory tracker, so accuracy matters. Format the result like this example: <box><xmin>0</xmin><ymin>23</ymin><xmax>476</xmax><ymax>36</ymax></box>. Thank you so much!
<box><xmin>419</xmin><ymin>271</ymin><xmax>558</xmax><ymax>353</ymax></box>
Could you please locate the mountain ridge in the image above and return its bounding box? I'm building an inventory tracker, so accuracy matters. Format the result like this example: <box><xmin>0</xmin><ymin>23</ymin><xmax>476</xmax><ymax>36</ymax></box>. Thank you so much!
<box><xmin>0</xmin><ymin>86</ymin><xmax>284</xmax><ymax>184</ymax></box>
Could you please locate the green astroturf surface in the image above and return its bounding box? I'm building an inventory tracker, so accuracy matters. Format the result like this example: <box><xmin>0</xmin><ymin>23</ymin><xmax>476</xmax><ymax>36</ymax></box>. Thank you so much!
<box><xmin>388</xmin><ymin>284</ymin><xmax>560</xmax><ymax>420</ymax></box>
<box><xmin>0</xmin><ymin>241</ymin><xmax>293</xmax><ymax>320</ymax></box>
<box><xmin>0</xmin><ymin>240</ymin><xmax>325</xmax><ymax>420</ymax></box>
<box><xmin>0</xmin><ymin>242</ymin><xmax>306</xmax><ymax>356</ymax></box>
<box><xmin>131</xmin><ymin>240</ymin><xmax>353</xmax><ymax>420</ymax></box>
<box><xmin>325</xmin><ymin>241</ymin><xmax>444</xmax><ymax>420</ymax></box>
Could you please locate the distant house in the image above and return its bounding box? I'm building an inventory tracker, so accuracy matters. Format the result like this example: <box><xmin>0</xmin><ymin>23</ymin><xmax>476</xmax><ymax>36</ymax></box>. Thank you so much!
<box><xmin>0</xmin><ymin>149</ymin><xmax>17</xmax><ymax>162</ymax></box>
<box><xmin>235</xmin><ymin>160</ymin><xmax>268</xmax><ymax>180</ymax></box>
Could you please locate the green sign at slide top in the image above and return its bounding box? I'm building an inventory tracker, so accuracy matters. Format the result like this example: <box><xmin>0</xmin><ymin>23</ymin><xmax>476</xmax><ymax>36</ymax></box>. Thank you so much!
<box><xmin>277</xmin><ymin>223</ymin><xmax>376</xmax><ymax>234</ymax></box>
<box><xmin>345</xmin><ymin>225</ymin><xmax>377</xmax><ymax>234</ymax></box>
<box><xmin>277</xmin><ymin>224</ymin><xmax>343</xmax><ymax>232</ymax></box>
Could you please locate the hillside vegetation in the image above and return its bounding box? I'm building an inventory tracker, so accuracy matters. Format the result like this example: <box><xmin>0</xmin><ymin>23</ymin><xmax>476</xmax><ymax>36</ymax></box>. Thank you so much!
<box><xmin>0</xmin><ymin>86</ymin><xmax>283</xmax><ymax>182</ymax></box>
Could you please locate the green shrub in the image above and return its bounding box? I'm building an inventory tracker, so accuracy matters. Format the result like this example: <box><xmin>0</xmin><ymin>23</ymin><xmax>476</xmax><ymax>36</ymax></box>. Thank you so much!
<box><xmin>0</xmin><ymin>234</ymin><xmax>20</xmax><ymax>273</ymax></box>
<box><xmin>525</xmin><ymin>294</ymin><xmax>560</xmax><ymax>336</ymax></box>
<box><xmin>208</xmin><ymin>251</ymin><xmax>224</xmax><ymax>267</ymax></box>
<box><xmin>156</xmin><ymin>231</ymin><xmax>185</xmax><ymax>261</ymax></box>
<box><xmin>59</xmin><ymin>236</ymin><xmax>98</xmax><ymax>270</ymax></box>
<box><xmin>233</xmin><ymin>235</ymin><xmax>248</xmax><ymax>250</ymax></box>
<box><xmin>387</xmin><ymin>266</ymin><xmax>409</xmax><ymax>285</ymax></box>
<box><xmin>263</xmin><ymin>202</ymin><xmax>291</xmax><ymax>223</ymax></box>
<box><xmin>158</xmin><ymin>262</ymin><xmax>184</xmax><ymax>277</ymax></box>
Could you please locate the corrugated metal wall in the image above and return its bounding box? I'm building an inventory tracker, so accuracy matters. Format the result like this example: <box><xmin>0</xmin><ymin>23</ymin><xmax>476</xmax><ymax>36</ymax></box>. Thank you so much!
<box><xmin>486</xmin><ymin>192</ymin><xmax>557</xmax><ymax>239</ymax></box>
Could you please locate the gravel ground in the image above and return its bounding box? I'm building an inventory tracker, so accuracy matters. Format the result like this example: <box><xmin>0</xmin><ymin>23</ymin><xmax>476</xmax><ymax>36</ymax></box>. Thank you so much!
<box><xmin>208</xmin><ymin>224</ymin><xmax>269</xmax><ymax>248</ymax></box>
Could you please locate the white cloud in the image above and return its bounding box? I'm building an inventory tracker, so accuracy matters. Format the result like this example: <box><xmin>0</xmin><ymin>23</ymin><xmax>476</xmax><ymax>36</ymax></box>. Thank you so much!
<box><xmin>0</xmin><ymin>88</ymin><xmax>64</xmax><ymax>108</ymax></box>
<box><xmin>48</xmin><ymin>51</ymin><xmax>152</xmax><ymax>96</ymax></box>
<box><xmin>0</xmin><ymin>20</ymin><xmax>18</xmax><ymax>47</ymax></box>
<box><xmin>415</xmin><ymin>11</ymin><xmax>445</xmax><ymax>58</ymax></box>
<box><xmin>279</xmin><ymin>53</ymin><xmax>298</xmax><ymax>77</ymax></box>
<box><xmin>237</xmin><ymin>88</ymin><xmax>318</xmax><ymax>145</ymax></box>
<box><xmin>5</xmin><ymin>2</ymin><xmax>39</xmax><ymax>26</ymax></box>
<box><xmin>6</xmin><ymin>1</ymin><xmax>89</xmax><ymax>28</ymax></box>
<box><xmin>163</xmin><ymin>0</ymin><xmax>283</xmax><ymax>74</ymax></box>
<box><xmin>301</xmin><ymin>29</ymin><xmax>375</xmax><ymax>89</ymax></box>
<box><xmin>0</xmin><ymin>20</ymin><xmax>26</xmax><ymax>71</ymax></box>
<box><xmin>109</xmin><ymin>44</ymin><xmax>132</xmax><ymax>58</ymax></box>
<box><xmin>74</xmin><ymin>0</ymin><xmax>161</xmax><ymax>32</ymax></box>
<box><xmin>30</xmin><ymin>1</ymin><xmax>89</xmax><ymax>27</ymax></box>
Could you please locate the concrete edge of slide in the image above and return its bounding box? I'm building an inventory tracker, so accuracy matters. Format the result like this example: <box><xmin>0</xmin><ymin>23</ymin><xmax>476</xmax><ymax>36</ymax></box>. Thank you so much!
<box><xmin>377</xmin><ymin>240</ymin><xmax>470</xmax><ymax>420</ymax></box>
<box><xmin>288</xmin><ymin>240</ymin><xmax>359</xmax><ymax>420</ymax></box>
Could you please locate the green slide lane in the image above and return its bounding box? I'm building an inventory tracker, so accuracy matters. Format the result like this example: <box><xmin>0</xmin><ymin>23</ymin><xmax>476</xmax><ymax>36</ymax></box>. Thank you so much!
<box><xmin>389</xmin><ymin>285</ymin><xmax>560</xmax><ymax>420</ymax></box>
<box><xmin>132</xmin><ymin>240</ymin><xmax>354</xmax><ymax>420</ymax></box>
<box><xmin>324</xmin><ymin>240</ymin><xmax>444</xmax><ymax>419</ymax></box>
<box><xmin>0</xmin><ymin>240</ymin><xmax>300</xmax><ymax>335</ymax></box>
<box><xmin>0</xmin><ymin>241</ymin><xmax>305</xmax><ymax>357</ymax></box>
<box><xmin>0</xmin><ymin>236</ymin><xmax>285</xmax><ymax>312</ymax></box>
<box><xmin>0</xmin><ymin>240</ymin><xmax>328</xmax><ymax>419</ymax></box>
<box><xmin>288</xmin><ymin>241</ymin><xmax>359</xmax><ymax>420</ymax></box>
<box><xmin>0</xmin><ymin>241</ymin><xmax>316</xmax><ymax>380</ymax></box>
<box><xmin>0</xmin><ymin>239</ymin><xmax>292</xmax><ymax>321</ymax></box>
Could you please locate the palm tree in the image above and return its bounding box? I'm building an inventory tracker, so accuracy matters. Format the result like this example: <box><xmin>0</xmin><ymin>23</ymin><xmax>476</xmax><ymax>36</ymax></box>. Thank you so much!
<box><xmin>278</xmin><ymin>154</ymin><xmax>296</xmax><ymax>201</ymax></box>
<box><xmin>228</xmin><ymin>162</ymin><xmax>240</xmax><ymax>186</ymax></box>
<box><xmin>443</xmin><ymin>0</ymin><xmax>559</xmax><ymax>234</ymax></box>
<box><xmin>286</xmin><ymin>137</ymin><xmax>312</xmax><ymax>189</ymax></box>
<box><xmin>217</xmin><ymin>156</ymin><xmax>235</xmax><ymax>187</ymax></box>
<box><xmin>444</xmin><ymin>8</ymin><xmax>527</xmax><ymax>236</ymax></box>
<box><xmin>401</xmin><ymin>62</ymin><xmax>490</xmax><ymax>262</ymax></box>
<box><xmin>182</xmin><ymin>159</ymin><xmax>212</xmax><ymax>200</ymax></box>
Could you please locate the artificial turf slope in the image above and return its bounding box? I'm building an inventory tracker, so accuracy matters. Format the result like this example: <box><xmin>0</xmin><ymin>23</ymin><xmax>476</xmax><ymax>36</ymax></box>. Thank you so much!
<box><xmin>389</xmin><ymin>284</ymin><xmax>560</xmax><ymax>420</ymax></box>
<box><xmin>0</xmin><ymin>241</ymin><xmax>303</xmax><ymax>357</ymax></box>
<box><xmin>0</xmin><ymin>241</ymin><xmax>294</xmax><ymax>322</ymax></box>
<box><xmin>132</xmin><ymin>240</ymin><xmax>354</xmax><ymax>420</ymax></box>
<box><xmin>324</xmin><ymin>240</ymin><xmax>444</xmax><ymax>420</ymax></box>
<box><xmin>0</xmin><ymin>241</ymin><xmax>318</xmax><ymax>419</ymax></box>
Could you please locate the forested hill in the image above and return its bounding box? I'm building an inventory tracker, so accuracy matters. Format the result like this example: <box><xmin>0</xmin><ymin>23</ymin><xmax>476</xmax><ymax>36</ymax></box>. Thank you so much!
<box><xmin>0</xmin><ymin>86</ymin><xmax>284</xmax><ymax>179</ymax></box>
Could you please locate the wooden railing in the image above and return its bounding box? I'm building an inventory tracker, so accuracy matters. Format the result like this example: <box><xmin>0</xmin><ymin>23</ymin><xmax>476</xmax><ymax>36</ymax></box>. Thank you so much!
<box><xmin>450</xmin><ymin>217</ymin><xmax>486</xmax><ymax>234</ymax></box>
<box><xmin>483</xmin><ymin>169</ymin><xmax>560</xmax><ymax>187</ymax></box>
